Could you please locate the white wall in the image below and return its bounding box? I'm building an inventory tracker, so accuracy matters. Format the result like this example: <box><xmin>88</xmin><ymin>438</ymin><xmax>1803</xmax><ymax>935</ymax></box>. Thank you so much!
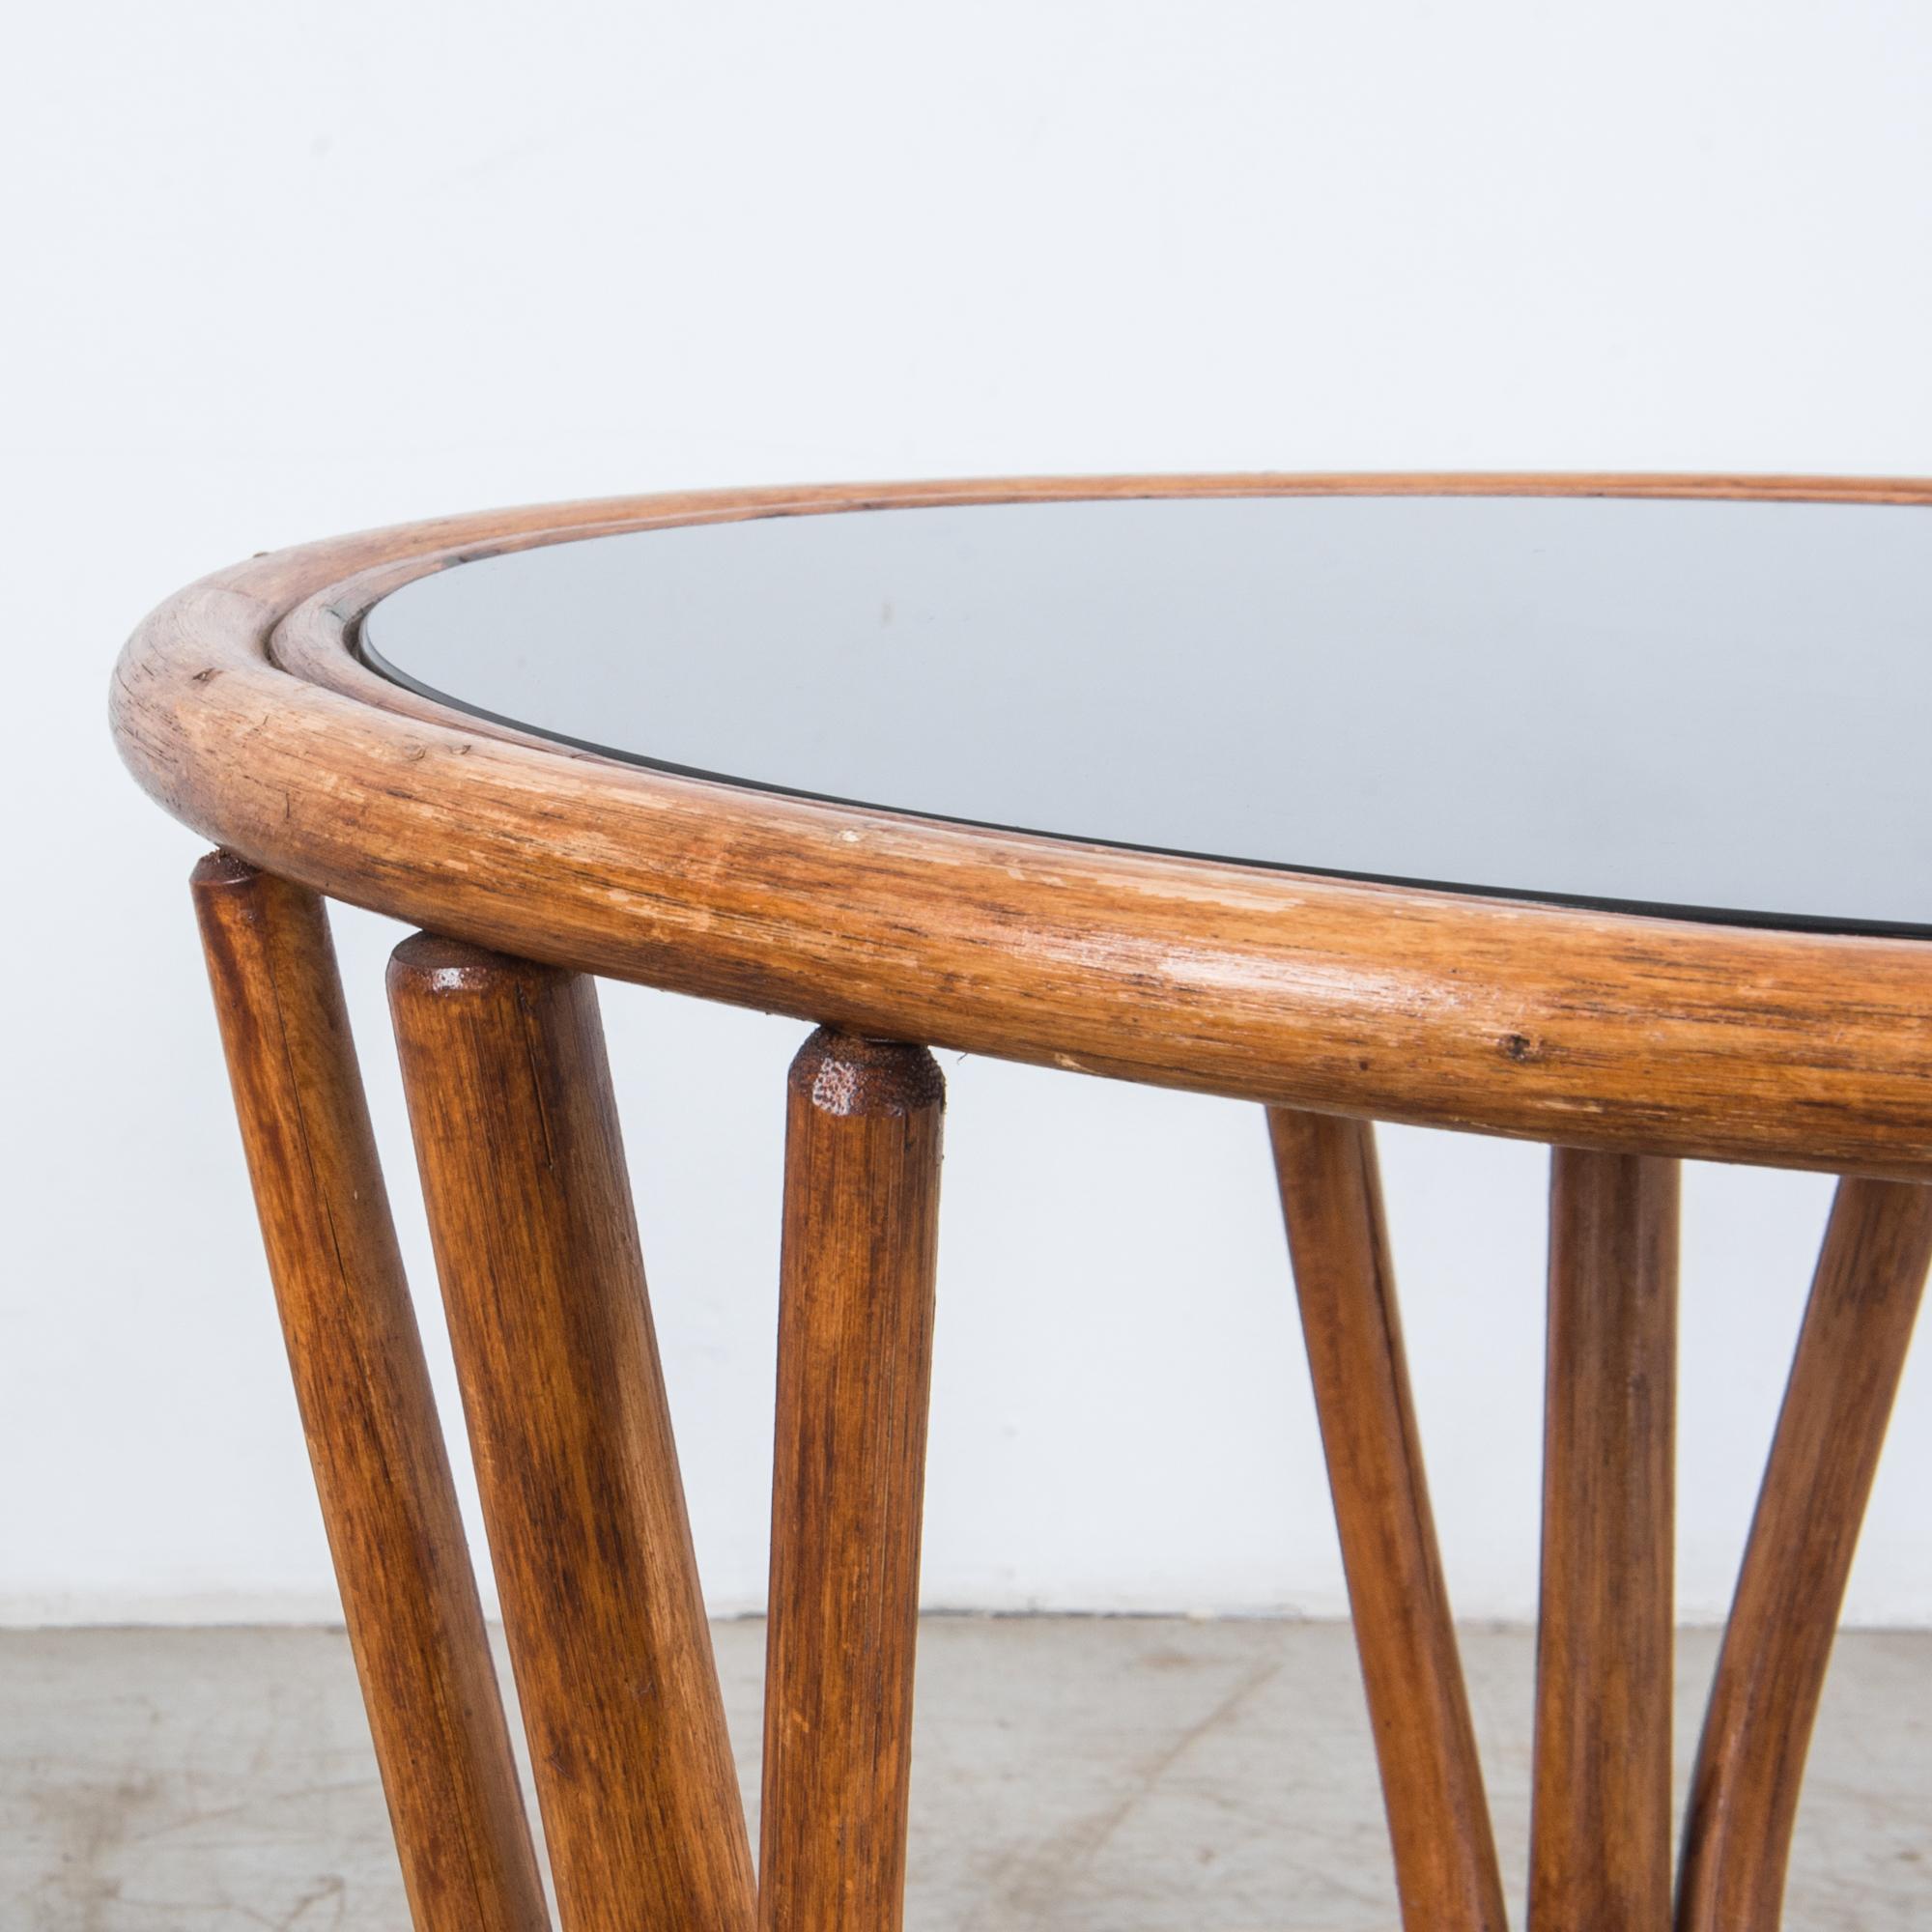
<box><xmin>7</xmin><ymin>0</ymin><xmax>1932</xmax><ymax>1627</ymax></box>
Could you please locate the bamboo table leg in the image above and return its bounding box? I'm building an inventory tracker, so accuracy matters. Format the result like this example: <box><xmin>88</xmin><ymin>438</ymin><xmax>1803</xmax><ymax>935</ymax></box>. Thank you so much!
<box><xmin>1268</xmin><ymin>1108</ymin><xmax>1508</xmax><ymax>1932</ymax></box>
<box><xmin>761</xmin><ymin>1029</ymin><xmax>945</xmax><ymax>1932</ymax></box>
<box><xmin>196</xmin><ymin>867</ymin><xmax>1930</xmax><ymax>1930</ymax></box>
<box><xmin>1530</xmin><ymin>1147</ymin><xmax>1679</xmax><ymax>1931</ymax></box>
<box><xmin>191</xmin><ymin>856</ymin><xmax>546</xmax><ymax>1932</ymax></box>
<box><xmin>1677</xmin><ymin>1177</ymin><xmax>1932</xmax><ymax>1931</ymax></box>
<box><xmin>389</xmin><ymin>936</ymin><xmax>755</xmax><ymax>1932</ymax></box>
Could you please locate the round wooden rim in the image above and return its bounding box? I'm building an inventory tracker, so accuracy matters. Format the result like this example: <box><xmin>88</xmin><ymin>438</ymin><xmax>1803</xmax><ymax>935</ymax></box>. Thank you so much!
<box><xmin>114</xmin><ymin>473</ymin><xmax>1932</xmax><ymax>1177</ymax></box>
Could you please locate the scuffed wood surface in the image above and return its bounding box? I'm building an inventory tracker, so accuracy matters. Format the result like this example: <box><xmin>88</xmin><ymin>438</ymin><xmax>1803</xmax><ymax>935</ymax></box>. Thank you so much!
<box><xmin>1268</xmin><ymin>1108</ymin><xmax>1508</xmax><ymax>1932</ymax></box>
<box><xmin>762</xmin><ymin>1029</ymin><xmax>945</xmax><ymax>1932</ymax></box>
<box><xmin>115</xmin><ymin>475</ymin><xmax>1932</xmax><ymax>1177</ymax></box>
<box><xmin>191</xmin><ymin>856</ymin><xmax>547</xmax><ymax>1932</ymax></box>
<box><xmin>388</xmin><ymin>935</ymin><xmax>756</xmax><ymax>1932</ymax></box>
<box><xmin>1530</xmin><ymin>1148</ymin><xmax>1679</xmax><ymax>1930</ymax></box>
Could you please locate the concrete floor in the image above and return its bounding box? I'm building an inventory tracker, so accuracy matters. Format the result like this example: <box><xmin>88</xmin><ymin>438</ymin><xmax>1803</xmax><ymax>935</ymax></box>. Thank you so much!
<box><xmin>1</xmin><ymin>1619</ymin><xmax>1923</xmax><ymax>1929</ymax></box>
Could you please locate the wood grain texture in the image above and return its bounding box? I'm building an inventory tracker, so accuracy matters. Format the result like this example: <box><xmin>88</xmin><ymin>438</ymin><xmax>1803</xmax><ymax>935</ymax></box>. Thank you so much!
<box><xmin>1530</xmin><ymin>1148</ymin><xmax>1679</xmax><ymax>1932</ymax></box>
<box><xmin>387</xmin><ymin>935</ymin><xmax>755</xmax><ymax>1932</ymax></box>
<box><xmin>1267</xmin><ymin>1109</ymin><xmax>1507</xmax><ymax>1932</ymax></box>
<box><xmin>189</xmin><ymin>855</ymin><xmax>546</xmax><ymax>1932</ymax></box>
<box><xmin>1676</xmin><ymin>1178</ymin><xmax>1932</xmax><ymax>1932</ymax></box>
<box><xmin>762</xmin><ymin>1029</ymin><xmax>945</xmax><ymax>1932</ymax></box>
<box><xmin>111</xmin><ymin>475</ymin><xmax>1932</xmax><ymax>1179</ymax></box>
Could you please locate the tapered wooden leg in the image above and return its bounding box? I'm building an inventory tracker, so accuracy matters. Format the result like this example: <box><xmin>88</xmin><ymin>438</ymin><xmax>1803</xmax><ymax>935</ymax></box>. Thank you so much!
<box><xmin>190</xmin><ymin>857</ymin><xmax>546</xmax><ymax>1932</ymax></box>
<box><xmin>388</xmin><ymin>936</ymin><xmax>755</xmax><ymax>1932</ymax></box>
<box><xmin>1531</xmin><ymin>1148</ymin><xmax>1679</xmax><ymax>1931</ymax></box>
<box><xmin>1267</xmin><ymin>1109</ymin><xmax>1508</xmax><ymax>1932</ymax></box>
<box><xmin>1676</xmin><ymin>1177</ymin><xmax>1932</xmax><ymax>1931</ymax></box>
<box><xmin>761</xmin><ymin>1029</ymin><xmax>945</xmax><ymax>1932</ymax></box>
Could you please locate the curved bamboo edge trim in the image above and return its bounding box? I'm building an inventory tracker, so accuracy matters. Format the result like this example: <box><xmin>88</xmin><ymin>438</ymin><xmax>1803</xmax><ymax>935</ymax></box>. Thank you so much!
<box><xmin>113</xmin><ymin>473</ymin><xmax>1932</xmax><ymax>1176</ymax></box>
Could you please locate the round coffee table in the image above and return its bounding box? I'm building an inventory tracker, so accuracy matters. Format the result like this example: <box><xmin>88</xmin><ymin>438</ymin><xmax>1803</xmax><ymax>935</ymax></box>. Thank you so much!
<box><xmin>112</xmin><ymin>475</ymin><xmax>1932</xmax><ymax>1932</ymax></box>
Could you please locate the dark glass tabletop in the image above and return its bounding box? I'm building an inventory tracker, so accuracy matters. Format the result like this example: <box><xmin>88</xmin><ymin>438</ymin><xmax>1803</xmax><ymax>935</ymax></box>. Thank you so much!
<box><xmin>360</xmin><ymin>493</ymin><xmax>1932</xmax><ymax>938</ymax></box>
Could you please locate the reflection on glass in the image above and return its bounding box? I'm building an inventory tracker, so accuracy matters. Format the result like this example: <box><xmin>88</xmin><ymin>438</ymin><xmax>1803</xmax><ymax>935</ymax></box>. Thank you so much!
<box><xmin>363</xmin><ymin>496</ymin><xmax>1932</xmax><ymax>935</ymax></box>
